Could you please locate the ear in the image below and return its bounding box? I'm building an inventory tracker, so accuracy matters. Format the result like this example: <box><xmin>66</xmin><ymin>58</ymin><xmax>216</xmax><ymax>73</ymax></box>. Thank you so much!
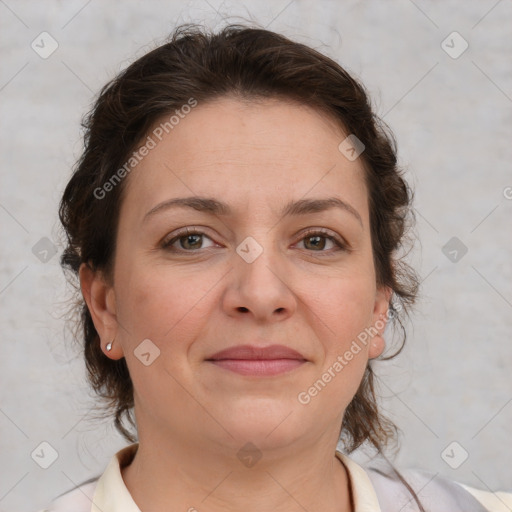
<box><xmin>79</xmin><ymin>262</ymin><xmax>124</xmax><ymax>360</ymax></box>
<box><xmin>368</xmin><ymin>285</ymin><xmax>393</xmax><ymax>359</ymax></box>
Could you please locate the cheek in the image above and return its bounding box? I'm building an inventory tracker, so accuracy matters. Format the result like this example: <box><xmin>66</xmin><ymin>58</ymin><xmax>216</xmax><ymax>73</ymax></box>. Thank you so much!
<box><xmin>316</xmin><ymin>272</ymin><xmax>375</xmax><ymax>333</ymax></box>
<box><xmin>310</xmin><ymin>273</ymin><xmax>375</xmax><ymax>371</ymax></box>
<box><xmin>114</xmin><ymin>261</ymin><xmax>220</xmax><ymax>347</ymax></box>
<box><xmin>299</xmin><ymin>277</ymin><xmax>374</xmax><ymax>415</ymax></box>
<box><xmin>113</xmin><ymin>263</ymin><xmax>219</xmax><ymax>407</ymax></box>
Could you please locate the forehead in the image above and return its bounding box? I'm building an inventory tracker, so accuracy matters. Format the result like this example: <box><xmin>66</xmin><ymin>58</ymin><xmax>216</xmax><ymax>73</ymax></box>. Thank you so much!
<box><xmin>120</xmin><ymin>97</ymin><xmax>369</xmax><ymax>224</ymax></box>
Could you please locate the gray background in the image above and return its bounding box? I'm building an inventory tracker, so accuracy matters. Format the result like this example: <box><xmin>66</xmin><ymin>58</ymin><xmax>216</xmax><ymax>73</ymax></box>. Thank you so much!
<box><xmin>1</xmin><ymin>1</ymin><xmax>511</xmax><ymax>510</ymax></box>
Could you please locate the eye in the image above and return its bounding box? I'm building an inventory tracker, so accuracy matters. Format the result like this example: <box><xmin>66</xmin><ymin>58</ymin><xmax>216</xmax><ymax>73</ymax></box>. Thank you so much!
<box><xmin>162</xmin><ymin>228</ymin><xmax>217</xmax><ymax>252</ymax></box>
<box><xmin>295</xmin><ymin>229</ymin><xmax>348</xmax><ymax>254</ymax></box>
<box><xmin>161</xmin><ymin>227</ymin><xmax>348</xmax><ymax>255</ymax></box>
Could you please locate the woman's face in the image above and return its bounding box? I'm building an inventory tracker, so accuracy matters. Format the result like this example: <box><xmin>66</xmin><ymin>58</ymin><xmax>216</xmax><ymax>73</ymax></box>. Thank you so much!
<box><xmin>88</xmin><ymin>97</ymin><xmax>390</xmax><ymax>454</ymax></box>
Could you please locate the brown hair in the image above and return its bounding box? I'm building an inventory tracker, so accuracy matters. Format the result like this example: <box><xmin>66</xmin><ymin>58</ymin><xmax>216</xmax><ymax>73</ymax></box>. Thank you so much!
<box><xmin>60</xmin><ymin>23</ymin><xmax>419</xmax><ymax>457</ymax></box>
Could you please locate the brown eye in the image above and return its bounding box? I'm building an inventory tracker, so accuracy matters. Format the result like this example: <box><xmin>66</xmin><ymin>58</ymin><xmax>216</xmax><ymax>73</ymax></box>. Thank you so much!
<box><xmin>162</xmin><ymin>229</ymin><xmax>216</xmax><ymax>252</ymax></box>
<box><xmin>296</xmin><ymin>229</ymin><xmax>348</xmax><ymax>254</ymax></box>
<box><xmin>178</xmin><ymin>233</ymin><xmax>204</xmax><ymax>250</ymax></box>
<box><xmin>303</xmin><ymin>234</ymin><xmax>329</xmax><ymax>251</ymax></box>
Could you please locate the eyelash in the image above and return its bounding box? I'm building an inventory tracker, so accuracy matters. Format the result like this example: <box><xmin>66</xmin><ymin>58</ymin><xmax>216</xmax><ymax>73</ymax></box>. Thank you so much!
<box><xmin>161</xmin><ymin>227</ymin><xmax>349</xmax><ymax>255</ymax></box>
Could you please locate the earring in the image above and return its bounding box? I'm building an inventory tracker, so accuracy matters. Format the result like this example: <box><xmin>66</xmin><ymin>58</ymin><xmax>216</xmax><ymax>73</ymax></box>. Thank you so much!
<box><xmin>106</xmin><ymin>339</ymin><xmax>114</xmax><ymax>352</ymax></box>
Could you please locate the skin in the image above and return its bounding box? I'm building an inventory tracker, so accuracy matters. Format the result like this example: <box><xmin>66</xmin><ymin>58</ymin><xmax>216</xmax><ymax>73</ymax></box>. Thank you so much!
<box><xmin>80</xmin><ymin>97</ymin><xmax>392</xmax><ymax>512</ymax></box>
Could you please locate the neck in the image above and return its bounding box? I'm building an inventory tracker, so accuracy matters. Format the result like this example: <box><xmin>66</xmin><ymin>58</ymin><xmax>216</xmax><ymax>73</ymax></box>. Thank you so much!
<box><xmin>122</xmin><ymin>432</ymin><xmax>353</xmax><ymax>512</ymax></box>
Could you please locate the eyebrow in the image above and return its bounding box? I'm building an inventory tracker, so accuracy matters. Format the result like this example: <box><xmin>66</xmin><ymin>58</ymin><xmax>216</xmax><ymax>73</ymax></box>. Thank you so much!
<box><xmin>143</xmin><ymin>196</ymin><xmax>363</xmax><ymax>226</ymax></box>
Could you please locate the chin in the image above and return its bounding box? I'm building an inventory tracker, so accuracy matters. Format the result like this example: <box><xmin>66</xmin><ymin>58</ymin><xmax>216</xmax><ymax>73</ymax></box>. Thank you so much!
<box><xmin>217</xmin><ymin>400</ymin><xmax>306</xmax><ymax>446</ymax></box>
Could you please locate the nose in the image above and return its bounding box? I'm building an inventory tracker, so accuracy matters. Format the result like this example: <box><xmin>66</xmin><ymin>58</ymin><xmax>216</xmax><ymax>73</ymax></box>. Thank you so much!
<box><xmin>221</xmin><ymin>240</ymin><xmax>297</xmax><ymax>323</ymax></box>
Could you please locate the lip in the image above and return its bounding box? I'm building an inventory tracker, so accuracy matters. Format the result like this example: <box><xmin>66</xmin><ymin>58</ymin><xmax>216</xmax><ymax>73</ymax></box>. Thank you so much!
<box><xmin>207</xmin><ymin>344</ymin><xmax>306</xmax><ymax>361</ymax></box>
<box><xmin>206</xmin><ymin>344</ymin><xmax>307</xmax><ymax>376</ymax></box>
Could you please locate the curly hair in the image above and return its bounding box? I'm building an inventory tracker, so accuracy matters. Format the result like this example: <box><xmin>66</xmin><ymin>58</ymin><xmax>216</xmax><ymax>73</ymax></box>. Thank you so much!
<box><xmin>59</xmin><ymin>23</ymin><xmax>419</xmax><ymax>458</ymax></box>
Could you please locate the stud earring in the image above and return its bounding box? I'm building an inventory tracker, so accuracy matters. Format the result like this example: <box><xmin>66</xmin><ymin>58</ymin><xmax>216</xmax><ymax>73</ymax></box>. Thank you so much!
<box><xmin>106</xmin><ymin>340</ymin><xmax>114</xmax><ymax>352</ymax></box>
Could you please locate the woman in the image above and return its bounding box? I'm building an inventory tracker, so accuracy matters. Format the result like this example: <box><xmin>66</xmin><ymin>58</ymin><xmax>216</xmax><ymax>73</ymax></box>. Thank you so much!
<box><xmin>43</xmin><ymin>24</ymin><xmax>511</xmax><ymax>512</ymax></box>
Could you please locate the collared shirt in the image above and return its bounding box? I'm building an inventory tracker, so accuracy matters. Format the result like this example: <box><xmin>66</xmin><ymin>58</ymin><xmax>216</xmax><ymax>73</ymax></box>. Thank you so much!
<box><xmin>39</xmin><ymin>443</ymin><xmax>512</xmax><ymax>512</ymax></box>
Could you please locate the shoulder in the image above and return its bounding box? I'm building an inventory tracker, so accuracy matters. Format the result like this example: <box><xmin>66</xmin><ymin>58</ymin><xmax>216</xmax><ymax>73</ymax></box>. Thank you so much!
<box><xmin>336</xmin><ymin>449</ymin><xmax>511</xmax><ymax>512</ymax></box>
<box><xmin>34</xmin><ymin>477</ymin><xmax>99</xmax><ymax>512</ymax></box>
<box><xmin>366</xmin><ymin>465</ymin><xmax>512</xmax><ymax>512</ymax></box>
<box><xmin>34</xmin><ymin>443</ymin><xmax>138</xmax><ymax>512</ymax></box>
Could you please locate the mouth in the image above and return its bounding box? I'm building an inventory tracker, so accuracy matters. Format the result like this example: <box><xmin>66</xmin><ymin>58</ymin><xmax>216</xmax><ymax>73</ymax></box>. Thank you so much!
<box><xmin>206</xmin><ymin>344</ymin><xmax>307</xmax><ymax>377</ymax></box>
